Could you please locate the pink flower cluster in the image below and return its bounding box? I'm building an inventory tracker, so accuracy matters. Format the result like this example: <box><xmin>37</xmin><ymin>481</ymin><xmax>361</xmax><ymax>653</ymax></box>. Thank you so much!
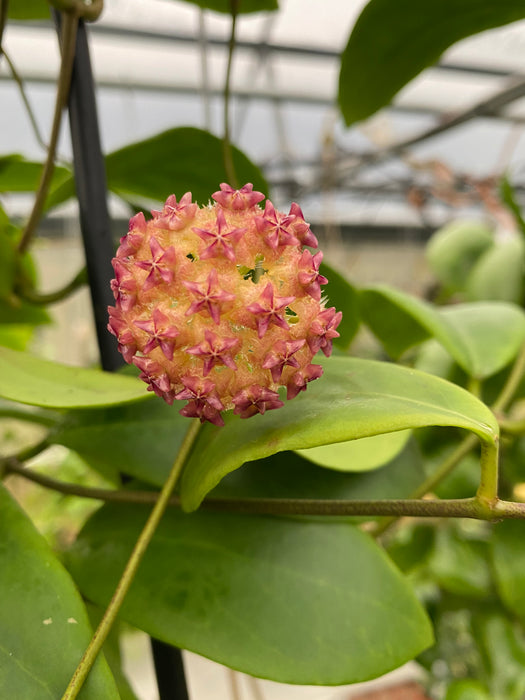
<box><xmin>108</xmin><ymin>183</ymin><xmax>342</xmax><ymax>426</ymax></box>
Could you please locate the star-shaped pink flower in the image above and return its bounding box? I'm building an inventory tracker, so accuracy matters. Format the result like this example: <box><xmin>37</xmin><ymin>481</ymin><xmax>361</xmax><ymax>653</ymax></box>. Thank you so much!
<box><xmin>107</xmin><ymin>307</ymin><xmax>137</xmax><ymax>363</ymax></box>
<box><xmin>262</xmin><ymin>339</ymin><xmax>305</xmax><ymax>382</ymax></box>
<box><xmin>135</xmin><ymin>237</ymin><xmax>176</xmax><ymax>291</ymax></box>
<box><xmin>151</xmin><ymin>193</ymin><xmax>197</xmax><ymax>230</ymax></box>
<box><xmin>116</xmin><ymin>212</ymin><xmax>147</xmax><ymax>258</ymax></box>
<box><xmin>212</xmin><ymin>183</ymin><xmax>265</xmax><ymax>210</ymax></box>
<box><xmin>298</xmin><ymin>250</ymin><xmax>328</xmax><ymax>301</ymax></box>
<box><xmin>174</xmin><ymin>375</ymin><xmax>225</xmax><ymax>426</ymax></box>
<box><xmin>246</xmin><ymin>283</ymin><xmax>295</xmax><ymax>338</ymax></box>
<box><xmin>183</xmin><ymin>268</ymin><xmax>235</xmax><ymax>325</ymax></box>
<box><xmin>286</xmin><ymin>364</ymin><xmax>323</xmax><ymax>400</ymax></box>
<box><xmin>193</xmin><ymin>209</ymin><xmax>246</xmax><ymax>262</ymax></box>
<box><xmin>186</xmin><ymin>330</ymin><xmax>239</xmax><ymax>375</ymax></box>
<box><xmin>133</xmin><ymin>356</ymin><xmax>175</xmax><ymax>404</ymax></box>
<box><xmin>110</xmin><ymin>259</ymin><xmax>137</xmax><ymax>311</ymax></box>
<box><xmin>232</xmin><ymin>384</ymin><xmax>284</xmax><ymax>419</ymax></box>
<box><xmin>134</xmin><ymin>308</ymin><xmax>180</xmax><ymax>360</ymax></box>
<box><xmin>307</xmin><ymin>307</ymin><xmax>342</xmax><ymax>357</ymax></box>
<box><xmin>254</xmin><ymin>201</ymin><xmax>300</xmax><ymax>250</ymax></box>
<box><xmin>288</xmin><ymin>203</ymin><xmax>318</xmax><ymax>248</ymax></box>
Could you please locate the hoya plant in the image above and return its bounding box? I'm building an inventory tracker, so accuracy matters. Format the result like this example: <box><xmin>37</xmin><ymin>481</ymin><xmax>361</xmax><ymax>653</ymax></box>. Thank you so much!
<box><xmin>3</xmin><ymin>1</ymin><xmax>525</xmax><ymax>699</ymax></box>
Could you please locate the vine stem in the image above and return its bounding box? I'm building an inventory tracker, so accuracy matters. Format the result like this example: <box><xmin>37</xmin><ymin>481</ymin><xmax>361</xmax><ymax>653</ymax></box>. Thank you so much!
<box><xmin>61</xmin><ymin>418</ymin><xmax>201</xmax><ymax>700</ymax></box>
<box><xmin>8</xmin><ymin>456</ymin><xmax>525</xmax><ymax>520</ymax></box>
<box><xmin>17</xmin><ymin>12</ymin><xmax>78</xmax><ymax>255</ymax></box>
<box><xmin>16</xmin><ymin>267</ymin><xmax>87</xmax><ymax>305</ymax></box>
<box><xmin>222</xmin><ymin>0</ymin><xmax>239</xmax><ymax>187</ymax></box>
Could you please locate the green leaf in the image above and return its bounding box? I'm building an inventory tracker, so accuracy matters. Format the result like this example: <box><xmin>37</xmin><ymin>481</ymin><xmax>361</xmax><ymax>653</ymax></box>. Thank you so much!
<box><xmin>0</xmin><ymin>297</ymin><xmax>51</xmax><ymax>325</ymax></box>
<box><xmin>360</xmin><ymin>285</ymin><xmax>525</xmax><ymax>378</ymax></box>
<box><xmin>0</xmin><ymin>347</ymin><xmax>152</xmax><ymax>408</ymax></box>
<box><xmin>338</xmin><ymin>0</ymin><xmax>525</xmax><ymax>125</ymax></box>
<box><xmin>425</xmin><ymin>220</ymin><xmax>494</xmax><ymax>293</ymax></box>
<box><xmin>51</xmin><ymin>399</ymin><xmax>190</xmax><ymax>485</ymax></box>
<box><xmin>500</xmin><ymin>175</ymin><xmax>525</xmax><ymax>239</ymax></box>
<box><xmin>175</xmin><ymin>0</ymin><xmax>277</xmax><ymax>13</ymax></box>
<box><xmin>445</xmin><ymin>679</ymin><xmax>492</xmax><ymax>700</ymax></box>
<box><xmin>0</xmin><ymin>484</ymin><xmax>118</xmax><ymax>699</ymax></box>
<box><xmin>0</xmin><ymin>229</ymin><xmax>16</xmax><ymax>300</ymax></box>
<box><xmin>212</xmin><ymin>439</ymin><xmax>426</xmax><ymax>505</ymax></box>
<box><xmin>492</xmin><ymin>520</ymin><xmax>525</xmax><ymax>619</ymax></box>
<box><xmin>0</xmin><ymin>324</ymin><xmax>35</xmax><ymax>351</ymax></box>
<box><xmin>428</xmin><ymin>527</ymin><xmax>492</xmax><ymax>599</ymax></box>
<box><xmin>0</xmin><ymin>155</ymin><xmax>72</xmax><ymax>207</ymax></box>
<box><xmin>67</xmin><ymin>505</ymin><xmax>432</xmax><ymax>684</ymax></box>
<box><xmin>105</xmin><ymin>127</ymin><xmax>268</xmax><ymax>205</ymax></box>
<box><xmin>297</xmin><ymin>429</ymin><xmax>411</xmax><ymax>472</ymax></box>
<box><xmin>319</xmin><ymin>261</ymin><xmax>359</xmax><ymax>350</ymax></box>
<box><xmin>180</xmin><ymin>355</ymin><xmax>498</xmax><ymax>510</ymax></box>
<box><xmin>466</xmin><ymin>236</ymin><xmax>525</xmax><ymax>304</ymax></box>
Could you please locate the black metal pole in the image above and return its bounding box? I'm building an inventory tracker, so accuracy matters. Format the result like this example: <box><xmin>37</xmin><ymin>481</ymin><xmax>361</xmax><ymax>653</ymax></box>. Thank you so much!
<box><xmin>55</xmin><ymin>13</ymin><xmax>191</xmax><ymax>698</ymax></box>
<box><xmin>151</xmin><ymin>638</ymin><xmax>190</xmax><ymax>700</ymax></box>
<box><xmin>59</xmin><ymin>14</ymin><xmax>121</xmax><ymax>371</ymax></box>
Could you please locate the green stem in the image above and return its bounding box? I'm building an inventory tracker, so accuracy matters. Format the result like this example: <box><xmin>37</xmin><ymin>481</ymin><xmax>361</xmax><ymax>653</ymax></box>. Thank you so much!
<box><xmin>9</xmin><ymin>456</ymin><xmax>525</xmax><ymax>521</ymax></box>
<box><xmin>16</xmin><ymin>267</ymin><xmax>87</xmax><ymax>305</ymax></box>
<box><xmin>476</xmin><ymin>439</ymin><xmax>500</xmax><ymax>504</ymax></box>
<box><xmin>17</xmin><ymin>13</ymin><xmax>78</xmax><ymax>255</ymax></box>
<box><xmin>222</xmin><ymin>0</ymin><xmax>239</xmax><ymax>187</ymax></box>
<box><xmin>48</xmin><ymin>0</ymin><xmax>104</xmax><ymax>21</ymax></box>
<box><xmin>61</xmin><ymin>418</ymin><xmax>201</xmax><ymax>700</ymax></box>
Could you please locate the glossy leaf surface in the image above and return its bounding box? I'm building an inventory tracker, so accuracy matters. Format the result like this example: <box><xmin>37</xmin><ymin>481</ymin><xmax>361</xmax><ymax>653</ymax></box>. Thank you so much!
<box><xmin>106</xmin><ymin>127</ymin><xmax>268</xmax><ymax>205</ymax></box>
<box><xmin>68</xmin><ymin>505</ymin><xmax>432</xmax><ymax>684</ymax></box>
<box><xmin>0</xmin><ymin>485</ymin><xmax>118</xmax><ymax>699</ymax></box>
<box><xmin>425</xmin><ymin>220</ymin><xmax>494</xmax><ymax>293</ymax></box>
<box><xmin>180</xmin><ymin>355</ymin><xmax>498</xmax><ymax>510</ymax></box>
<box><xmin>52</xmin><ymin>399</ymin><xmax>189</xmax><ymax>484</ymax></box>
<box><xmin>297</xmin><ymin>429</ymin><xmax>411</xmax><ymax>472</ymax></box>
<box><xmin>338</xmin><ymin>0</ymin><xmax>525</xmax><ymax>125</ymax></box>
<box><xmin>360</xmin><ymin>285</ymin><xmax>525</xmax><ymax>378</ymax></box>
<box><xmin>0</xmin><ymin>347</ymin><xmax>152</xmax><ymax>408</ymax></box>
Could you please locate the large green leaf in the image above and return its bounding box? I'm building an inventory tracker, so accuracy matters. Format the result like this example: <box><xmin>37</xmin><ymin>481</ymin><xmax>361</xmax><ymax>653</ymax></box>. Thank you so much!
<box><xmin>466</xmin><ymin>236</ymin><xmax>525</xmax><ymax>304</ymax></box>
<box><xmin>0</xmin><ymin>155</ymin><xmax>72</xmax><ymax>206</ymax></box>
<box><xmin>67</xmin><ymin>505</ymin><xmax>432</xmax><ymax>684</ymax></box>
<box><xmin>0</xmin><ymin>485</ymin><xmax>118</xmax><ymax>699</ymax></box>
<box><xmin>106</xmin><ymin>127</ymin><xmax>268</xmax><ymax>206</ymax></box>
<box><xmin>425</xmin><ymin>220</ymin><xmax>494</xmax><ymax>293</ymax></box>
<box><xmin>338</xmin><ymin>0</ymin><xmax>525</xmax><ymax>125</ymax></box>
<box><xmin>0</xmin><ymin>347</ymin><xmax>152</xmax><ymax>408</ymax></box>
<box><xmin>445</xmin><ymin>679</ymin><xmax>492</xmax><ymax>700</ymax></box>
<box><xmin>360</xmin><ymin>285</ymin><xmax>525</xmax><ymax>378</ymax></box>
<box><xmin>212</xmin><ymin>439</ymin><xmax>425</xmax><ymax>503</ymax></box>
<box><xmin>180</xmin><ymin>355</ymin><xmax>498</xmax><ymax>510</ymax></box>
<box><xmin>492</xmin><ymin>520</ymin><xmax>525</xmax><ymax>619</ymax></box>
<box><xmin>174</xmin><ymin>0</ymin><xmax>277</xmax><ymax>13</ymax></box>
<box><xmin>52</xmin><ymin>399</ymin><xmax>190</xmax><ymax>484</ymax></box>
<box><xmin>319</xmin><ymin>261</ymin><xmax>359</xmax><ymax>350</ymax></box>
<box><xmin>297</xmin><ymin>429</ymin><xmax>411</xmax><ymax>472</ymax></box>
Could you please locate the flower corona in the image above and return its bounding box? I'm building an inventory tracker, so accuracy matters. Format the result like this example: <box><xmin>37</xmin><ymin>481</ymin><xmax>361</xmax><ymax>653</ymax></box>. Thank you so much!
<box><xmin>108</xmin><ymin>183</ymin><xmax>342</xmax><ymax>426</ymax></box>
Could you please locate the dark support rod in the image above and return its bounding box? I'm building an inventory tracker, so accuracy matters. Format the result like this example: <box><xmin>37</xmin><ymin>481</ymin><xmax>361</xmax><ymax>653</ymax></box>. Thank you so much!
<box><xmin>151</xmin><ymin>638</ymin><xmax>190</xmax><ymax>700</ymax></box>
<box><xmin>62</xmin><ymin>15</ymin><xmax>121</xmax><ymax>371</ymax></box>
<box><xmin>56</xmin><ymin>14</ymin><xmax>191</xmax><ymax>697</ymax></box>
